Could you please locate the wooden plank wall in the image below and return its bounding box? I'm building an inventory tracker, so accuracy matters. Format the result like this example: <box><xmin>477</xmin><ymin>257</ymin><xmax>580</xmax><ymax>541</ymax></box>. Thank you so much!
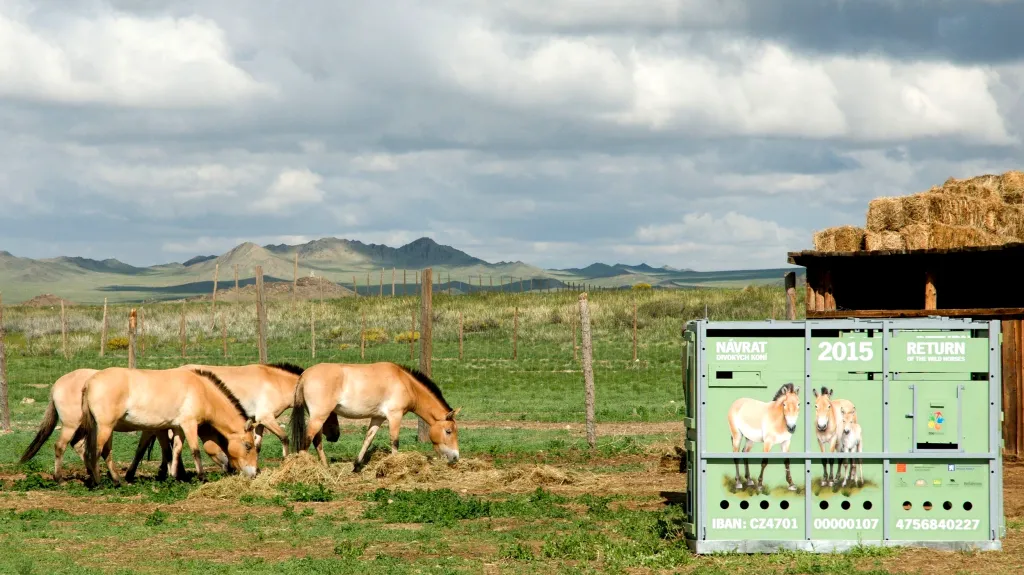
<box><xmin>1001</xmin><ymin>319</ymin><xmax>1023</xmax><ymax>458</ymax></box>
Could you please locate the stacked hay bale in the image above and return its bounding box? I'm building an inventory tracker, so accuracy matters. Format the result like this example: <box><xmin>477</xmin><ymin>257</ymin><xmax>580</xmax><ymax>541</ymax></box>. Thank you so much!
<box><xmin>812</xmin><ymin>170</ymin><xmax>1024</xmax><ymax>251</ymax></box>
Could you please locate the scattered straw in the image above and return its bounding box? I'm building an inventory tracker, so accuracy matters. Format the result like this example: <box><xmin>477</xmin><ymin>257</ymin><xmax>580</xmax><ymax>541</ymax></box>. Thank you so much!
<box><xmin>812</xmin><ymin>226</ymin><xmax>865</xmax><ymax>252</ymax></box>
<box><xmin>864</xmin><ymin>231</ymin><xmax>905</xmax><ymax>251</ymax></box>
<box><xmin>938</xmin><ymin>174</ymin><xmax>1002</xmax><ymax>201</ymax></box>
<box><xmin>188</xmin><ymin>450</ymin><xmax>599</xmax><ymax>500</ymax></box>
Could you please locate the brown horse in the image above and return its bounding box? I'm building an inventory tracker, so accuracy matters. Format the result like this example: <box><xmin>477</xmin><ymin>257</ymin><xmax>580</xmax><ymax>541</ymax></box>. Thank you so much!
<box><xmin>81</xmin><ymin>367</ymin><xmax>259</xmax><ymax>486</ymax></box>
<box><xmin>812</xmin><ymin>387</ymin><xmax>857</xmax><ymax>487</ymax></box>
<box><xmin>288</xmin><ymin>361</ymin><xmax>461</xmax><ymax>470</ymax></box>
<box><xmin>127</xmin><ymin>362</ymin><xmax>342</xmax><ymax>474</ymax></box>
<box><xmin>19</xmin><ymin>368</ymin><xmax>226</xmax><ymax>482</ymax></box>
<box><xmin>727</xmin><ymin>382</ymin><xmax>801</xmax><ymax>491</ymax></box>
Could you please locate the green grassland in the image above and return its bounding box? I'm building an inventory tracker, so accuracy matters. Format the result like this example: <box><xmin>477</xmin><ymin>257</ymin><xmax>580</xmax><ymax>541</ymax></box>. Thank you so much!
<box><xmin>1</xmin><ymin>286</ymin><xmax>1018</xmax><ymax>574</ymax></box>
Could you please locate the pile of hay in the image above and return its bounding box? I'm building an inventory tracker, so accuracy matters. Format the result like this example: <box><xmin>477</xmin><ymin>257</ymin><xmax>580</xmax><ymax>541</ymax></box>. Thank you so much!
<box><xmin>813</xmin><ymin>170</ymin><xmax>1024</xmax><ymax>252</ymax></box>
<box><xmin>188</xmin><ymin>450</ymin><xmax>596</xmax><ymax>501</ymax></box>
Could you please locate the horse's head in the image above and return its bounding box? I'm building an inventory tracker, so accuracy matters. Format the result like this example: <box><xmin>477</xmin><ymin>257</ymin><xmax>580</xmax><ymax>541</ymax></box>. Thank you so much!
<box><xmin>428</xmin><ymin>407</ymin><xmax>461</xmax><ymax>464</ymax></box>
<box><xmin>775</xmin><ymin>384</ymin><xmax>800</xmax><ymax>433</ymax></box>
<box><xmin>223</xmin><ymin>416</ymin><xmax>259</xmax><ymax>478</ymax></box>
<box><xmin>840</xmin><ymin>407</ymin><xmax>856</xmax><ymax>436</ymax></box>
<box><xmin>811</xmin><ymin>387</ymin><xmax>834</xmax><ymax>432</ymax></box>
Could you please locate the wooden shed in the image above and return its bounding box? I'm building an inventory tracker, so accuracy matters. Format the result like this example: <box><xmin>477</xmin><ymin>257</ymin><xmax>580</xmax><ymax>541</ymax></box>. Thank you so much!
<box><xmin>787</xmin><ymin>242</ymin><xmax>1024</xmax><ymax>458</ymax></box>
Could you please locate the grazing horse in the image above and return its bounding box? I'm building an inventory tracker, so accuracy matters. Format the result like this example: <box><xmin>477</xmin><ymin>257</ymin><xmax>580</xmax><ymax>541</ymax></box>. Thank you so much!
<box><xmin>812</xmin><ymin>387</ymin><xmax>857</xmax><ymax>487</ymax></box>
<box><xmin>837</xmin><ymin>406</ymin><xmax>864</xmax><ymax>487</ymax></box>
<box><xmin>289</xmin><ymin>361</ymin><xmax>461</xmax><ymax>471</ymax></box>
<box><xmin>81</xmin><ymin>367</ymin><xmax>259</xmax><ymax>486</ymax></box>
<box><xmin>19</xmin><ymin>368</ymin><xmax>225</xmax><ymax>482</ymax></box>
<box><xmin>727</xmin><ymin>383</ymin><xmax>801</xmax><ymax>491</ymax></box>
<box><xmin>127</xmin><ymin>362</ymin><xmax>342</xmax><ymax>476</ymax></box>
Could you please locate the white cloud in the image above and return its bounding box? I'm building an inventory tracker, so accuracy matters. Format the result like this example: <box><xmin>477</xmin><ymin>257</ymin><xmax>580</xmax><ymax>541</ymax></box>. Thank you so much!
<box><xmin>440</xmin><ymin>24</ymin><xmax>1013</xmax><ymax>144</ymax></box>
<box><xmin>162</xmin><ymin>234</ymin><xmax>313</xmax><ymax>255</ymax></box>
<box><xmin>250</xmin><ymin>168</ymin><xmax>325</xmax><ymax>213</ymax></box>
<box><xmin>350</xmin><ymin>154</ymin><xmax>400</xmax><ymax>172</ymax></box>
<box><xmin>0</xmin><ymin>5</ymin><xmax>274</xmax><ymax>108</ymax></box>
<box><xmin>637</xmin><ymin>211</ymin><xmax>803</xmax><ymax>246</ymax></box>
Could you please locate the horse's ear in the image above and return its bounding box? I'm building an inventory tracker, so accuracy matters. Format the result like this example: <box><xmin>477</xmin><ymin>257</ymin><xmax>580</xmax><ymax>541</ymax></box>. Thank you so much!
<box><xmin>828</xmin><ymin>388</ymin><xmax>834</xmax><ymax>396</ymax></box>
<box><xmin>245</xmin><ymin>417</ymin><xmax>256</xmax><ymax>432</ymax></box>
<box><xmin>446</xmin><ymin>407</ymin><xmax>461</xmax><ymax>421</ymax></box>
<box><xmin>793</xmin><ymin>386</ymin><xmax>800</xmax><ymax>395</ymax></box>
<box><xmin>813</xmin><ymin>388</ymin><xmax>819</xmax><ymax>397</ymax></box>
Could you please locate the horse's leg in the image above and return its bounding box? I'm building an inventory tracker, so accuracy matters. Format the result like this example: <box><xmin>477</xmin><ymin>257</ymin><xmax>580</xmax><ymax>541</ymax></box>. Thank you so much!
<box><xmin>743</xmin><ymin>440</ymin><xmax>755</xmax><ymax>487</ymax></box>
<box><xmin>255</xmin><ymin>416</ymin><xmax>289</xmax><ymax>458</ymax></box>
<box><xmin>757</xmin><ymin>440</ymin><xmax>775</xmax><ymax>489</ymax></box>
<box><xmin>52</xmin><ymin>425</ymin><xmax>79</xmax><ymax>482</ymax></box>
<box><xmin>253</xmin><ymin>424</ymin><xmax>265</xmax><ymax>454</ymax></box>
<box><xmin>730</xmin><ymin>422</ymin><xmax>744</xmax><ymax>490</ymax></box>
<box><xmin>353</xmin><ymin>416</ymin><xmax>385</xmax><ymax>473</ymax></box>
<box><xmin>100</xmin><ymin>432</ymin><xmax>121</xmax><ymax>486</ymax></box>
<box><xmin>311</xmin><ymin>431</ymin><xmax>327</xmax><ymax>466</ymax></box>
<box><xmin>816</xmin><ymin>437</ymin><xmax>828</xmax><ymax>487</ymax></box>
<box><xmin>827</xmin><ymin>435</ymin><xmax>838</xmax><ymax>487</ymax></box>
<box><xmin>168</xmin><ymin>429</ymin><xmax>185</xmax><ymax>480</ymax></box>
<box><xmin>155</xmin><ymin>431</ymin><xmax>173</xmax><ymax>481</ymax></box>
<box><xmin>387</xmin><ymin>412</ymin><xmax>403</xmax><ymax>454</ymax></box>
<box><xmin>125</xmin><ymin>430</ymin><xmax>155</xmax><ymax>483</ymax></box>
<box><xmin>180</xmin><ymin>424</ymin><xmax>206</xmax><ymax>481</ymax></box>
<box><xmin>782</xmin><ymin>439</ymin><xmax>795</xmax><ymax>491</ymax></box>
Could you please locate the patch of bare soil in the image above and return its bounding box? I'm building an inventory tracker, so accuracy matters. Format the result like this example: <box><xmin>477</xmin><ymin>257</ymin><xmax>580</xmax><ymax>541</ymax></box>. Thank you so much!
<box><xmin>187</xmin><ymin>275</ymin><xmax>353</xmax><ymax>302</ymax></box>
<box><xmin>19</xmin><ymin>293</ymin><xmax>75</xmax><ymax>307</ymax></box>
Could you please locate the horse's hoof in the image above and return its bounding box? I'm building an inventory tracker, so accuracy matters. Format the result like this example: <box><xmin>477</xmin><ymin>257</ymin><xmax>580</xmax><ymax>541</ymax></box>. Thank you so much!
<box><xmin>734</xmin><ymin>483</ymin><xmax>743</xmax><ymax>490</ymax></box>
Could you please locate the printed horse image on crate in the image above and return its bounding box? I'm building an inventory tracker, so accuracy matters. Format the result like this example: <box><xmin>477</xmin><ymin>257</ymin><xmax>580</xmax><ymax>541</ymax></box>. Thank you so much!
<box><xmin>727</xmin><ymin>382</ymin><xmax>800</xmax><ymax>492</ymax></box>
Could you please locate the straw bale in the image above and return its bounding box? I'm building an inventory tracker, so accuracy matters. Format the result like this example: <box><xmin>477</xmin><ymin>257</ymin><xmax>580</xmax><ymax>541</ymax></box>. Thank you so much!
<box><xmin>896</xmin><ymin>193</ymin><xmax>1002</xmax><ymax>230</ymax></box>
<box><xmin>864</xmin><ymin>231</ymin><xmax>905</xmax><ymax>251</ymax></box>
<box><xmin>812</xmin><ymin>226</ymin><xmax>865</xmax><ymax>252</ymax></box>
<box><xmin>899</xmin><ymin>223</ymin><xmax>1010</xmax><ymax>251</ymax></box>
<box><xmin>938</xmin><ymin>174</ymin><xmax>1002</xmax><ymax>201</ymax></box>
<box><xmin>866</xmin><ymin>197</ymin><xmax>905</xmax><ymax>231</ymax></box>
<box><xmin>1002</xmin><ymin>171</ymin><xmax>1024</xmax><ymax>204</ymax></box>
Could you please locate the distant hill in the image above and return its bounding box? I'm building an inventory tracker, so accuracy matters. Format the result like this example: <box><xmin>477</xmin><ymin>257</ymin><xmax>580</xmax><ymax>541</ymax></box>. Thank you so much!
<box><xmin>0</xmin><ymin>236</ymin><xmax>803</xmax><ymax>304</ymax></box>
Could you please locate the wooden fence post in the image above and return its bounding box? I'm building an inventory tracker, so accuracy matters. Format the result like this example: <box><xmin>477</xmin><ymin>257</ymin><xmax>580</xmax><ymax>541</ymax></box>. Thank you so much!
<box><xmin>418</xmin><ymin>267</ymin><xmax>433</xmax><ymax>442</ymax></box>
<box><xmin>139</xmin><ymin>308</ymin><xmax>145</xmax><ymax>356</ymax></box>
<box><xmin>255</xmin><ymin>266</ymin><xmax>267</xmax><ymax>364</ymax></box>
<box><xmin>579</xmin><ymin>293</ymin><xmax>596</xmax><ymax>448</ymax></box>
<box><xmin>0</xmin><ymin>293</ymin><xmax>9</xmax><ymax>432</ymax></box>
<box><xmin>784</xmin><ymin>272</ymin><xmax>797</xmax><ymax>320</ymax></box>
<box><xmin>311</xmin><ymin>304</ymin><xmax>316</xmax><ymax>359</ymax></box>
<box><xmin>128</xmin><ymin>308</ymin><xmax>137</xmax><ymax>369</ymax></box>
<box><xmin>293</xmin><ymin>252</ymin><xmax>299</xmax><ymax>304</ymax></box>
<box><xmin>60</xmin><ymin>300</ymin><xmax>68</xmax><ymax>360</ymax></box>
<box><xmin>633</xmin><ymin>300</ymin><xmax>637</xmax><ymax>362</ymax></box>
<box><xmin>353</xmin><ymin>275</ymin><xmax>358</xmax><ymax>297</ymax></box>
<box><xmin>459</xmin><ymin>311</ymin><xmax>463</xmax><ymax>360</ymax></box>
<box><xmin>179</xmin><ymin>301</ymin><xmax>187</xmax><ymax>358</ymax></box>
<box><xmin>212</xmin><ymin>263</ymin><xmax>219</xmax><ymax>322</ymax></box>
<box><xmin>100</xmin><ymin>297</ymin><xmax>108</xmax><ymax>357</ymax></box>
<box><xmin>513</xmin><ymin>306</ymin><xmax>518</xmax><ymax>360</ymax></box>
<box><xmin>222</xmin><ymin>313</ymin><xmax>228</xmax><ymax>358</ymax></box>
<box><xmin>410</xmin><ymin>308</ymin><xmax>416</xmax><ymax>361</ymax></box>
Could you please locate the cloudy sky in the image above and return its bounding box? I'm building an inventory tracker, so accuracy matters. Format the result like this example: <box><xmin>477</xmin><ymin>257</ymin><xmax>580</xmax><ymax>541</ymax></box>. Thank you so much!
<box><xmin>2</xmin><ymin>0</ymin><xmax>1024</xmax><ymax>271</ymax></box>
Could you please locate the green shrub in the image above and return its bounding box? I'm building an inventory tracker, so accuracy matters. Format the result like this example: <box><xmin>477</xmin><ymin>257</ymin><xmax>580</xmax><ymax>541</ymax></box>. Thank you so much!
<box><xmin>106</xmin><ymin>337</ymin><xmax>129</xmax><ymax>350</ymax></box>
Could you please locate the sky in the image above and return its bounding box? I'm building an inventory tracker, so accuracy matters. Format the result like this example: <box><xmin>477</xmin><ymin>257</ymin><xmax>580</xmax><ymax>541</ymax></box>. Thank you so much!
<box><xmin>2</xmin><ymin>0</ymin><xmax>1024</xmax><ymax>271</ymax></box>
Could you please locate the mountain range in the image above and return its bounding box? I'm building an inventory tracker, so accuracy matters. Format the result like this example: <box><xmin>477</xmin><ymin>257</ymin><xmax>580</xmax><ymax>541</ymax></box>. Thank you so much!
<box><xmin>0</xmin><ymin>237</ymin><xmax>802</xmax><ymax>304</ymax></box>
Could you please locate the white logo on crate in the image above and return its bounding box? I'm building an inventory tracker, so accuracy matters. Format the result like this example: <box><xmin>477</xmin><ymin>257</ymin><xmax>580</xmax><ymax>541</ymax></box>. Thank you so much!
<box><xmin>906</xmin><ymin>341</ymin><xmax>967</xmax><ymax>362</ymax></box>
<box><xmin>816</xmin><ymin>341</ymin><xmax>874</xmax><ymax>362</ymax></box>
<box><xmin>715</xmin><ymin>340</ymin><xmax>768</xmax><ymax>361</ymax></box>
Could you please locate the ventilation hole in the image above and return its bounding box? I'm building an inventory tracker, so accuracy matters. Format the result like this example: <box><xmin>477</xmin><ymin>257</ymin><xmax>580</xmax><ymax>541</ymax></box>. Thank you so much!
<box><xmin>819</xmin><ymin>501</ymin><xmax>828</xmax><ymax>510</ymax></box>
<box><xmin>902</xmin><ymin>501</ymin><xmax>912</xmax><ymax>510</ymax></box>
<box><xmin>780</xmin><ymin>500</ymin><xmax>790</xmax><ymax>510</ymax></box>
<box><xmin>760</xmin><ymin>500</ymin><xmax>769</xmax><ymax>510</ymax></box>
<box><xmin>964</xmin><ymin>502</ymin><xmax>973</xmax><ymax>511</ymax></box>
<box><xmin>863</xmin><ymin>501</ymin><xmax>873</xmax><ymax>510</ymax></box>
<box><xmin>943</xmin><ymin>501</ymin><xmax>952</xmax><ymax>511</ymax></box>
<box><xmin>923</xmin><ymin>501</ymin><xmax>932</xmax><ymax>511</ymax></box>
<box><xmin>720</xmin><ymin>500</ymin><xmax>729</xmax><ymax>510</ymax></box>
<box><xmin>841</xmin><ymin>501</ymin><xmax>851</xmax><ymax>510</ymax></box>
<box><xmin>740</xmin><ymin>500</ymin><xmax>749</xmax><ymax>510</ymax></box>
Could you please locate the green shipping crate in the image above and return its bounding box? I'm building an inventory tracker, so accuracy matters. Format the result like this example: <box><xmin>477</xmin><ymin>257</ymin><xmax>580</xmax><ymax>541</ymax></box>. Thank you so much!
<box><xmin>680</xmin><ymin>317</ymin><xmax>1005</xmax><ymax>553</ymax></box>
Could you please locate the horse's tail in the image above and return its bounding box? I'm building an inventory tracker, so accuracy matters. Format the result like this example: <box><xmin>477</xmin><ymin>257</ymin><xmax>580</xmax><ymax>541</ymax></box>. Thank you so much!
<box><xmin>289</xmin><ymin>376</ymin><xmax>308</xmax><ymax>452</ymax></box>
<box><xmin>19</xmin><ymin>397</ymin><xmax>59</xmax><ymax>463</ymax></box>
<box><xmin>81</xmin><ymin>382</ymin><xmax>99</xmax><ymax>485</ymax></box>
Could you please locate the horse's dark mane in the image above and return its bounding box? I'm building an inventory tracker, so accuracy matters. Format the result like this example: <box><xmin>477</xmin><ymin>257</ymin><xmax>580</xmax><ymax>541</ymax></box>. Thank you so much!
<box><xmin>772</xmin><ymin>382</ymin><xmax>796</xmax><ymax>402</ymax></box>
<box><xmin>193</xmin><ymin>369</ymin><xmax>250</xmax><ymax>419</ymax></box>
<box><xmin>396</xmin><ymin>364</ymin><xmax>451</xmax><ymax>411</ymax></box>
<box><xmin>267</xmin><ymin>362</ymin><xmax>305</xmax><ymax>376</ymax></box>
<box><xmin>819</xmin><ymin>386</ymin><xmax>830</xmax><ymax>397</ymax></box>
